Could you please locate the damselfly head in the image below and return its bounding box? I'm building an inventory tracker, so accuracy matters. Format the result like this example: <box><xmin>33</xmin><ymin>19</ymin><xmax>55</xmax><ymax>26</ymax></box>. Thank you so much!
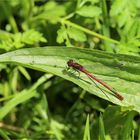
<box><xmin>67</xmin><ymin>59</ymin><xmax>74</xmax><ymax>67</ymax></box>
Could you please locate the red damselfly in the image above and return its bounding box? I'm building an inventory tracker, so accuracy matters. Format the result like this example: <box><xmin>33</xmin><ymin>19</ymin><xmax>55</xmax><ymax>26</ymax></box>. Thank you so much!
<box><xmin>67</xmin><ymin>59</ymin><xmax>124</xmax><ymax>101</ymax></box>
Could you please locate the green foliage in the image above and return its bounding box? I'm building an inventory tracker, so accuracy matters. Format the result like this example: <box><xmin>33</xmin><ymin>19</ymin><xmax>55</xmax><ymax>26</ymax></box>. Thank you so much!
<box><xmin>57</xmin><ymin>26</ymin><xmax>86</xmax><ymax>44</ymax></box>
<box><xmin>0</xmin><ymin>0</ymin><xmax>140</xmax><ymax>139</ymax></box>
<box><xmin>98</xmin><ymin>114</ymin><xmax>105</xmax><ymax>140</ymax></box>
<box><xmin>0</xmin><ymin>29</ymin><xmax>47</xmax><ymax>51</ymax></box>
<box><xmin>110</xmin><ymin>0</ymin><xmax>140</xmax><ymax>54</ymax></box>
<box><xmin>76</xmin><ymin>5</ymin><xmax>101</xmax><ymax>17</ymax></box>
<box><xmin>83</xmin><ymin>114</ymin><xmax>90</xmax><ymax>140</ymax></box>
<box><xmin>0</xmin><ymin>47</ymin><xmax>140</xmax><ymax>111</ymax></box>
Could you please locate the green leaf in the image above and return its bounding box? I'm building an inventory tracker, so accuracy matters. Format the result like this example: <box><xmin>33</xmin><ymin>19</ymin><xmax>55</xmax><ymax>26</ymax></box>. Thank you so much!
<box><xmin>78</xmin><ymin>0</ymin><xmax>99</xmax><ymax>8</ymax></box>
<box><xmin>22</xmin><ymin>29</ymin><xmax>47</xmax><ymax>44</ymax></box>
<box><xmin>103</xmin><ymin>106</ymin><xmax>135</xmax><ymax>139</ymax></box>
<box><xmin>0</xmin><ymin>73</ymin><xmax>53</xmax><ymax>120</ymax></box>
<box><xmin>0</xmin><ymin>38</ymin><xmax>14</xmax><ymax>51</ymax></box>
<box><xmin>117</xmin><ymin>8</ymin><xmax>130</xmax><ymax>28</ymax></box>
<box><xmin>83</xmin><ymin>114</ymin><xmax>90</xmax><ymax>140</ymax></box>
<box><xmin>57</xmin><ymin>26</ymin><xmax>87</xmax><ymax>43</ymax></box>
<box><xmin>35</xmin><ymin>94</ymin><xmax>49</xmax><ymax>119</ymax></box>
<box><xmin>0</xmin><ymin>30</ymin><xmax>47</xmax><ymax>51</ymax></box>
<box><xmin>121</xmin><ymin>112</ymin><xmax>135</xmax><ymax>140</ymax></box>
<box><xmin>67</xmin><ymin>27</ymin><xmax>87</xmax><ymax>42</ymax></box>
<box><xmin>98</xmin><ymin>114</ymin><xmax>105</xmax><ymax>140</ymax></box>
<box><xmin>0</xmin><ymin>129</ymin><xmax>10</xmax><ymax>140</ymax></box>
<box><xmin>50</xmin><ymin>119</ymin><xmax>65</xmax><ymax>140</ymax></box>
<box><xmin>18</xmin><ymin>66</ymin><xmax>31</xmax><ymax>81</ymax></box>
<box><xmin>110</xmin><ymin>0</ymin><xmax>128</xmax><ymax>16</ymax></box>
<box><xmin>13</xmin><ymin>33</ymin><xmax>24</xmax><ymax>48</ymax></box>
<box><xmin>0</xmin><ymin>30</ymin><xmax>12</xmax><ymax>40</ymax></box>
<box><xmin>76</xmin><ymin>6</ymin><xmax>101</xmax><ymax>17</ymax></box>
<box><xmin>0</xmin><ymin>47</ymin><xmax>140</xmax><ymax>112</ymax></box>
<box><xmin>57</xmin><ymin>26</ymin><xmax>68</xmax><ymax>43</ymax></box>
<box><xmin>127</xmin><ymin>20</ymin><xmax>140</xmax><ymax>38</ymax></box>
<box><xmin>0</xmin><ymin>90</ymin><xmax>37</xmax><ymax>120</ymax></box>
<box><xmin>33</xmin><ymin>1</ymin><xmax>66</xmax><ymax>22</ymax></box>
<box><xmin>117</xmin><ymin>42</ymin><xmax>140</xmax><ymax>54</ymax></box>
<box><xmin>43</xmin><ymin>1</ymin><xmax>66</xmax><ymax>17</ymax></box>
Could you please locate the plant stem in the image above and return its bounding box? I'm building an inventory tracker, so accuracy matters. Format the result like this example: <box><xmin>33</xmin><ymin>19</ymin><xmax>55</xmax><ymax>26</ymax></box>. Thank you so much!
<box><xmin>60</xmin><ymin>19</ymin><xmax>120</xmax><ymax>44</ymax></box>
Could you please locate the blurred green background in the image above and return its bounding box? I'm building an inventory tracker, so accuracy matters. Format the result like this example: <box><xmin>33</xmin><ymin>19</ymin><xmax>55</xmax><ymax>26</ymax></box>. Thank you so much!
<box><xmin>0</xmin><ymin>0</ymin><xmax>140</xmax><ymax>139</ymax></box>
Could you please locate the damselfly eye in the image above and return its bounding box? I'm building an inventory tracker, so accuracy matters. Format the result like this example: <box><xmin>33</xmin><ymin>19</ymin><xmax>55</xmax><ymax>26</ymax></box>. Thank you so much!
<box><xmin>67</xmin><ymin>59</ymin><xmax>74</xmax><ymax>66</ymax></box>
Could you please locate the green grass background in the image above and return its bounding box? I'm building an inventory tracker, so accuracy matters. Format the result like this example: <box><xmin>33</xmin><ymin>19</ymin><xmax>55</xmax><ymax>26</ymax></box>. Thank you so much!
<box><xmin>0</xmin><ymin>0</ymin><xmax>140</xmax><ymax>139</ymax></box>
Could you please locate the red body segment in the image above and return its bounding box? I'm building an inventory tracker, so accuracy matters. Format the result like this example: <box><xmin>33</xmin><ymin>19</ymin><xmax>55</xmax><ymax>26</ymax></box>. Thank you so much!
<box><xmin>67</xmin><ymin>59</ymin><xmax>123</xmax><ymax>101</ymax></box>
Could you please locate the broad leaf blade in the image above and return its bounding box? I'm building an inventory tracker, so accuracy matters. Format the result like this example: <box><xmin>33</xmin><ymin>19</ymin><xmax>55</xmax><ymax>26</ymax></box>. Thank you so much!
<box><xmin>0</xmin><ymin>47</ymin><xmax>140</xmax><ymax>112</ymax></box>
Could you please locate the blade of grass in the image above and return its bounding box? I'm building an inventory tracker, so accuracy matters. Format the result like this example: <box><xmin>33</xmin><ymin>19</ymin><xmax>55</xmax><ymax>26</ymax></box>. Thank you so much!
<box><xmin>0</xmin><ymin>74</ymin><xmax>53</xmax><ymax>120</ymax></box>
<box><xmin>121</xmin><ymin>112</ymin><xmax>135</xmax><ymax>140</ymax></box>
<box><xmin>0</xmin><ymin>129</ymin><xmax>10</xmax><ymax>140</ymax></box>
<box><xmin>0</xmin><ymin>90</ymin><xmax>37</xmax><ymax>120</ymax></box>
<box><xmin>83</xmin><ymin>114</ymin><xmax>90</xmax><ymax>140</ymax></box>
<box><xmin>98</xmin><ymin>113</ymin><xmax>106</xmax><ymax>140</ymax></box>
